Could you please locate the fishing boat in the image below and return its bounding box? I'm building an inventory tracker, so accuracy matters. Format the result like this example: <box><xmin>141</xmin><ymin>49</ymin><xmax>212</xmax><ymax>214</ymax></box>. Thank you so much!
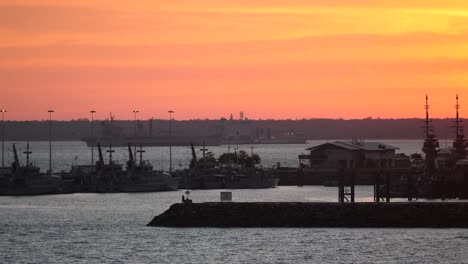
<box><xmin>0</xmin><ymin>144</ymin><xmax>63</xmax><ymax>196</ymax></box>
<box><xmin>68</xmin><ymin>143</ymin><xmax>178</xmax><ymax>193</ymax></box>
<box><xmin>119</xmin><ymin>144</ymin><xmax>178</xmax><ymax>192</ymax></box>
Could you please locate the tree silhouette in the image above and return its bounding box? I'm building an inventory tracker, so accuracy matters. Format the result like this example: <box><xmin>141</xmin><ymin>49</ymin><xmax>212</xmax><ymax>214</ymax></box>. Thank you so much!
<box><xmin>218</xmin><ymin>151</ymin><xmax>261</xmax><ymax>168</ymax></box>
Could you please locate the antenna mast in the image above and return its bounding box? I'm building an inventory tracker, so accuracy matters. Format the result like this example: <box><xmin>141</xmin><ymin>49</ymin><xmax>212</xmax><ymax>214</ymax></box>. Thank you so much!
<box><xmin>200</xmin><ymin>141</ymin><xmax>207</xmax><ymax>158</ymax></box>
<box><xmin>424</xmin><ymin>95</ymin><xmax>430</xmax><ymax>141</ymax></box>
<box><xmin>137</xmin><ymin>144</ymin><xmax>146</xmax><ymax>165</ymax></box>
<box><xmin>456</xmin><ymin>94</ymin><xmax>461</xmax><ymax>139</ymax></box>
<box><xmin>107</xmin><ymin>144</ymin><xmax>115</xmax><ymax>164</ymax></box>
<box><xmin>452</xmin><ymin>94</ymin><xmax>467</xmax><ymax>161</ymax></box>
<box><xmin>23</xmin><ymin>142</ymin><xmax>32</xmax><ymax>166</ymax></box>
<box><xmin>422</xmin><ymin>95</ymin><xmax>440</xmax><ymax>178</ymax></box>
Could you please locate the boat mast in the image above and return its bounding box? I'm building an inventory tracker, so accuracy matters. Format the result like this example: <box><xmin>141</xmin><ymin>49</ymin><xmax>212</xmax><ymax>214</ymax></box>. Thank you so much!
<box><xmin>422</xmin><ymin>95</ymin><xmax>440</xmax><ymax>178</ymax></box>
<box><xmin>200</xmin><ymin>141</ymin><xmax>207</xmax><ymax>158</ymax></box>
<box><xmin>107</xmin><ymin>144</ymin><xmax>115</xmax><ymax>164</ymax></box>
<box><xmin>12</xmin><ymin>143</ymin><xmax>19</xmax><ymax>171</ymax></box>
<box><xmin>452</xmin><ymin>94</ymin><xmax>467</xmax><ymax>161</ymax></box>
<box><xmin>456</xmin><ymin>94</ymin><xmax>460</xmax><ymax>140</ymax></box>
<box><xmin>137</xmin><ymin>144</ymin><xmax>145</xmax><ymax>165</ymax></box>
<box><xmin>127</xmin><ymin>143</ymin><xmax>135</xmax><ymax>169</ymax></box>
<box><xmin>90</xmin><ymin>110</ymin><xmax>96</xmax><ymax>166</ymax></box>
<box><xmin>23</xmin><ymin>142</ymin><xmax>32</xmax><ymax>166</ymax></box>
<box><xmin>190</xmin><ymin>142</ymin><xmax>198</xmax><ymax>169</ymax></box>
<box><xmin>425</xmin><ymin>95</ymin><xmax>430</xmax><ymax>141</ymax></box>
<box><xmin>97</xmin><ymin>143</ymin><xmax>104</xmax><ymax>169</ymax></box>
<box><xmin>168</xmin><ymin>110</ymin><xmax>174</xmax><ymax>172</ymax></box>
<box><xmin>48</xmin><ymin>110</ymin><xmax>54</xmax><ymax>173</ymax></box>
<box><xmin>109</xmin><ymin>112</ymin><xmax>114</xmax><ymax>149</ymax></box>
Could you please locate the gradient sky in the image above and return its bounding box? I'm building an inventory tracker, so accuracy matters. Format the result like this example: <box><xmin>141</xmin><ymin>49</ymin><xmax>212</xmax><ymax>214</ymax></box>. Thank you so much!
<box><xmin>1</xmin><ymin>0</ymin><xmax>468</xmax><ymax>120</ymax></box>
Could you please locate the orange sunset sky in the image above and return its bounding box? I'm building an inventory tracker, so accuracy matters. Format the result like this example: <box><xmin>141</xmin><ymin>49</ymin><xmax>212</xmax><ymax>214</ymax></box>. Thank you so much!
<box><xmin>1</xmin><ymin>0</ymin><xmax>468</xmax><ymax>120</ymax></box>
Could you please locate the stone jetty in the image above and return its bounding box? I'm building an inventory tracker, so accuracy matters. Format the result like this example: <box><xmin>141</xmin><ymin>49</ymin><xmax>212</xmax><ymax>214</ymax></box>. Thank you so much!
<box><xmin>148</xmin><ymin>202</ymin><xmax>468</xmax><ymax>228</ymax></box>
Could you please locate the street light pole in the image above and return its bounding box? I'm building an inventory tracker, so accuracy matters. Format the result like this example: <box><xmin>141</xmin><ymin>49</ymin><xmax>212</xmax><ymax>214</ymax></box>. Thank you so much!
<box><xmin>133</xmin><ymin>110</ymin><xmax>139</xmax><ymax>154</ymax></box>
<box><xmin>90</xmin><ymin>110</ymin><xmax>96</xmax><ymax>165</ymax></box>
<box><xmin>133</xmin><ymin>110</ymin><xmax>139</xmax><ymax>136</ymax></box>
<box><xmin>168</xmin><ymin>110</ymin><xmax>174</xmax><ymax>172</ymax></box>
<box><xmin>48</xmin><ymin>110</ymin><xmax>54</xmax><ymax>173</ymax></box>
<box><xmin>1</xmin><ymin>109</ymin><xmax>6</xmax><ymax>168</ymax></box>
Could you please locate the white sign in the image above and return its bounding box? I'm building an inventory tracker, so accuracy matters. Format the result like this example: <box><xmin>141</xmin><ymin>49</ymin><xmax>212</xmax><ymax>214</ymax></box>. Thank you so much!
<box><xmin>220</xmin><ymin>192</ymin><xmax>232</xmax><ymax>202</ymax></box>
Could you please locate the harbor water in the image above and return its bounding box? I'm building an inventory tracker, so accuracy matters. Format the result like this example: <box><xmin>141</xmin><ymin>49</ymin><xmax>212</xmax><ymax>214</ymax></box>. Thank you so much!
<box><xmin>1</xmin><ymin>140</ymin><xmax>467</xmax><ymax>263</ymax></box>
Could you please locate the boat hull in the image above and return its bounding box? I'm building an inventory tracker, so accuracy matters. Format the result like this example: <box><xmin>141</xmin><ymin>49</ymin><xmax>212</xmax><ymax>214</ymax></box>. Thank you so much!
<box><xmin>225</xmin><ymin>178</ymin><xmax>279</xmax><ymax>189</ymax></box>
<box><xmin>118</xmin><ymin>179</ymin><xmax>179</xmax><ymax>192</ymax></box>
<box><xmin>178</xmin><ymin>170</ymin><xmax>280</xmax><ymax>189</ymax></box>
<box><xmin>0</xmin><ymin>184</ymin><xmax>63</xmax><ymax>196</ymax></box>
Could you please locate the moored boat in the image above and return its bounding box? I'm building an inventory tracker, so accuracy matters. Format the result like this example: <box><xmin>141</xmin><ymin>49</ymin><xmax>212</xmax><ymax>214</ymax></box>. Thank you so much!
<box><xmin>70</xmin><ymin>143</ymin><xmax>179</xmax><ymax>193</ymax></box>
<box><xmin>177</xmin><ymin>143</ymin><xmax>279</xmax><ymax>189</ymax></box>
<box><xmin>120</xmin><ymin>144</ymin><xmax>178</xmax><ymax>192</ymax></box>
<box><xmin>0</xmin><ymin>144</ymin><xmax>63</xmax><ymax>196</ymax></box>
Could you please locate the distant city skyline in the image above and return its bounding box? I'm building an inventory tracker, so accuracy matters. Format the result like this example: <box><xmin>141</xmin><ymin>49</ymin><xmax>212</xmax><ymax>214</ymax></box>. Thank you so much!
<box><xmin>0</xmin><ymin>114</ymin><xmax>466</xmax><ymax>122</ymax></box>
<box><xmin>2</xmin><ymin>1</ymin><xmax>468</xmax><ymax>120</ymax></box>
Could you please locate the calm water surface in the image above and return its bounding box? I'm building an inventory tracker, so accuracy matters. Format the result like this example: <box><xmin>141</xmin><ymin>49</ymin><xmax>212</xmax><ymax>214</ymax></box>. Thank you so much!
<box><xmin>1</xmin><ymin>141</ymin><xmax>467</xmax><ymax>263</ymax></box>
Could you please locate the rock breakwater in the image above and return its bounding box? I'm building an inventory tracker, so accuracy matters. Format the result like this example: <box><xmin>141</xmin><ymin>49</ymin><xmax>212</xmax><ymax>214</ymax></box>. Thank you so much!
<box><xmin>148</xmin><ymin>202</ymin><xmax>468</xmax><ymax>228</ymax></box>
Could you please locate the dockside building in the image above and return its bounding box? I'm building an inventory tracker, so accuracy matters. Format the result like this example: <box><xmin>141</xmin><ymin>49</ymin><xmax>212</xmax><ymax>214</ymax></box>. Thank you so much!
<box><xmin>299</xmin><ymin>140</ymin><xmax>399</xmax><ymax>169</ymax></box>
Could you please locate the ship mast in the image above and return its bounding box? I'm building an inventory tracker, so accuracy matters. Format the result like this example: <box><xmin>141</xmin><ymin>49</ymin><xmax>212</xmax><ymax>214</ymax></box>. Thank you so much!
<box><xmin>107</xmin><ymin>144</ymin><xmax>115</xmax><ymax>164</ymax></box>
<box><xmin>23</xmin><ymin>142</ymin><xmax>32</xmax><ymax>166</ymax></box>
<box><xmin>137</xmin><ymin>144</ymin><xmax>145</xmax><ymax>165</ymax></box>
<box><xmin>425</xmin><ymin>95</ymin><xmax>429</xmax><ymax>141</ymax></box>
<box><xmin>12</xmin><ymin>143</ymin><xmax>19</xmax><ymax>171</ymax></box>
<box><xmin>452</xmin><ymin>94</ymin><xmax>467</xmax><ymax>161</ymax></box>
<box><xmin>97</xmin><ymin>143</ymin><xmax>104</xmax><ymax>169</ymax></box>
<box><xmin>127</xmin><ymin>144</ymin><xmax>135</xmax><ymax>169</ymax></box>
<box><xmin>456</xmin><ymin>94</ymin><xmax>460</xmax><ymax>139</ymax></box>
<box><xmin>200</xmin><ymin>141</ymin><xmax>207</xmax><ymax>158</ymax></box>
<box><xmin>422</xmin><ymin>95</ymin><xmax>440</xmax><ymax>178</ymax></box>
<box><xmin>109</xmin><ymin>112</ymin><xmax>114</xmax><ymax>149</ymax></box>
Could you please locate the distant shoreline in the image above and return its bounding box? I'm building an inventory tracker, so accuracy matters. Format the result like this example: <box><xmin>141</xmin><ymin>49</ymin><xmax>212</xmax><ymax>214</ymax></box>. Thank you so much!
<box><xmin>0</xmin><ymin>119</ymin><xmax>457</xmax><ymax>141</ymax></box>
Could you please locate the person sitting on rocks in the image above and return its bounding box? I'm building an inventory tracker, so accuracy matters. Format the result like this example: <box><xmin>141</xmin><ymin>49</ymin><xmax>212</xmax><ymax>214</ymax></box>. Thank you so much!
<box><xmin>182</xmin><ymin>194</ymin><xmax>192</xmax><ymax>204</ymax></box>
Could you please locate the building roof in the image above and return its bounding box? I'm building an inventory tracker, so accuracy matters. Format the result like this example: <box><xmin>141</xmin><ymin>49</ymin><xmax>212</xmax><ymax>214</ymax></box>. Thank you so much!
<box><xmin>306</xmin><ymin>141</ymin><xmax>399</xmax><ymax>152</ymax></box>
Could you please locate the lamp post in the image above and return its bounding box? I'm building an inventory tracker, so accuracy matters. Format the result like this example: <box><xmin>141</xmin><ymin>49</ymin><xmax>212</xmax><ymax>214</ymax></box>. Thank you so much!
<box><xmin>133</xmin><ymin>110</ymin><xmax>139</xmax><ymax>154</ymax></box>
<box><xmin>90</xmin><ymin>110</ymin><xmax>96</xmax><ymax>165</ymax></box>
<box><xmin>1</xmin><ymin>109</ymin><xmax>6</xmax><ymax>168</ymax></box>
<box><xmin>133</xmin><ymin>110</ymin><xmax>139</xmax><ymax>136</ymax></box>
<box><xmin>48</xmin><ymin>110</ymin><xmax>54</xmax><ymax>173</ymax></box>
<box><xmin>168</xmin><ymin>110</ymin><xmax>174</xmax><ymax>172</ymax></box>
